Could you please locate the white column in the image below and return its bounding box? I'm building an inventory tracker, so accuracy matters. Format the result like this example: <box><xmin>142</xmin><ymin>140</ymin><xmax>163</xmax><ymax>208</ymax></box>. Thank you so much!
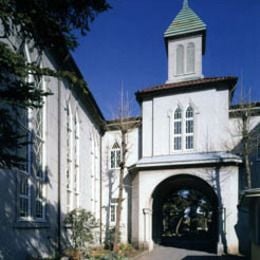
<box><xmin>143</xmin><ymin>208</ymin><xmax>153</xmax><ymax>251</ymax></box>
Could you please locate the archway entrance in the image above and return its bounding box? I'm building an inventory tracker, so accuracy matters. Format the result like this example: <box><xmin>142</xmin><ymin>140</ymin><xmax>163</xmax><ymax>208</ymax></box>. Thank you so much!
<box><xmin>152</xmin><ymin>175</ymin><xmax>218</xmax><ymax>253</ymax></box>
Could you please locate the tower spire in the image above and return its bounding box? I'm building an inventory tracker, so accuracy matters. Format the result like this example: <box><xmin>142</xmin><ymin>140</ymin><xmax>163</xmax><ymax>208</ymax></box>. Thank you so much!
<box><xmin>183</xmin><ymin>0</ymin><xmax>189</xmax><ymax>8</ymax></box>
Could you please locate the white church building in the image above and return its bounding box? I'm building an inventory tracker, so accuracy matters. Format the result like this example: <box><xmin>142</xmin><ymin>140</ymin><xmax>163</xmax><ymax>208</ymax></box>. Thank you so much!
<box><xmin>0</xmin><ymin>0</ymin><xmax>260</xmax><ymax>259</ymax></box>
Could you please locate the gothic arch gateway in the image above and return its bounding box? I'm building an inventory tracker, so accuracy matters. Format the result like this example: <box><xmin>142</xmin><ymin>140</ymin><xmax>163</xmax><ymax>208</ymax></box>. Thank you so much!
<box><xmin>152</xmin><ymin>175</ymin><xmax>219</xmax><ymax>253</ymax></box>
<box><xmin>130</xmin><ymin>157</ymin><xmax>241</xmax><ymax>254</ymax></box>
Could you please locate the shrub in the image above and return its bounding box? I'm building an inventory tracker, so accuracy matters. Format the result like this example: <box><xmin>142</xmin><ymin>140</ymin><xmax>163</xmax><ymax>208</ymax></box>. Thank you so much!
<box><xmin>64</xmin><ymin>208</ymin><xmax>98</xmax><ymax>250</ymax></box>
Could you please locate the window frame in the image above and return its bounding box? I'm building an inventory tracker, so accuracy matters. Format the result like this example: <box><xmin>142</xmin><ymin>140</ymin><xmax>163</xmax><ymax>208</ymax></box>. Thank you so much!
<box><xmin>18</xmin><ymin>174</ymin><xmax>31</xmax><ymax>220</ymax></box>
<box><xmin>173</xmin><ymin>107</ymin><xmax>182</xmax><ymax>151</ymax></box>
<box><xmin>110</xmin><ymin>142</ymin><xmax>121</xmax><ymax>169</ymax></box>
<box><xmin>172</xmin><ymin>105</ymin><xmax>195</xmax><ymax>153</ymax></box>
<box><xmin>18</xmin><ymin>44</ymin><xmax>46</xmax><ymax>221</ymax></box>
<box><xmin>185</xmin><ymin>106</ymin><xmax>194</xmax><ymax>150</ymax></box>
<box><xmin>110</xmin><ymin>203</ymin><xmax>116</xmax><ymax>223</ymax></box>
<box><xmin>33</xmin><ymin>76</ymin><xmax>46</xmax><ymax>221</ymax></box>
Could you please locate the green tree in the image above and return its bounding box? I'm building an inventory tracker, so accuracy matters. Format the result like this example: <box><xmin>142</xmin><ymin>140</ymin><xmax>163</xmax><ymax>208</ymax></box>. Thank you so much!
<box><xmin>64</xmin><ymin>208</ymin><xmax>98</xmax><ymax>250</ymax></box>
<box><xmin>110</xmin><ymin>89</ymin><xmax>140</xmax><ymax>252</ymax></box>
<box><xmin>64</xmin><ymin>208</ymin><xmax>98</xmax><ymax>259</ymax></box>
<box><xmin>0</xmin><ymin>0</ymin><xmax>110</xmax><ymax>167</ymax></box>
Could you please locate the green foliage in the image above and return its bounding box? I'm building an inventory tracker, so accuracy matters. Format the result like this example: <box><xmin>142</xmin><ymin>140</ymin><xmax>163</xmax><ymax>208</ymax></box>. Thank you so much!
<box><xmin>0</xmin><ymin>0</ymin><xmax>110</xmax><ymax>167</ymax></box>
<box><xmin>64</xmin><ymin>208</ymin><xmax>98</xmax><ymax>250</ymax></box>
<box><xmin>162</xmin><ymin>189</ymin><xmax>213</xmax><ymax>237</ymax></box>
<box><xmin>116</xmin><ymin>243</ymin><xmax>135</xmax><ymax>258</ymax></box>
<box><xmin>0</xmin><ymin>0</ymin><xmax>111</xmax><ymax>50</ymax></box>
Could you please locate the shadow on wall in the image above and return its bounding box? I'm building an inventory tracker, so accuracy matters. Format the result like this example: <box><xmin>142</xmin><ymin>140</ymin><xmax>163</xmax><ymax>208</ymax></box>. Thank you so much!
<box><xmin>124</xmin><ymin>172</ymin><xmax>132</xmax><ymax>243</ymax></box>
<box><xmin>232</xmin><ymin>122</ymin><xmax>260</xmax><ymax>189</ymax></box>
<box><xmin>103</xmin><ymin>167</ymin><xmax>132</xmax><ymax>247</ymax></box>
<box><xmin>232</xmin><ymin>122</ymin><xmax>260</xmax><ymax>256</ymax></box>
<box><xmin>104</xmin><ymin>169</ymin><xmax>116</xmax><ymax>248</ymax></box>
<box><xmin>0</xmin><ymin>166</ymin><xmax>70</xmax><ymax>260</ymax></box>
<box><xmin>209</xmin><ymin>165</ymin><xmax>228</xmax><ymax>254</ymax></box>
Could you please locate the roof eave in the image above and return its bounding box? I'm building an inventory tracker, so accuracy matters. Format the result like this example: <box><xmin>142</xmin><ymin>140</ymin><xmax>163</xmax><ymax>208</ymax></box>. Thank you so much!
<box><xmin>136</xmin><ymin>77</ymin><xmax>238</xmax><ymax>103</ymax></box>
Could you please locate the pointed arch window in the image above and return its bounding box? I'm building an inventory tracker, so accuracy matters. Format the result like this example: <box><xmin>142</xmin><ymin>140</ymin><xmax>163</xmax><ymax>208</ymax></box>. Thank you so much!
<box><xmin>110</xmin><ymin>142</ymin><xmax>121</xmax><ymax>169</ymax></box>
<box><xmin>173</xmin><ymin>107</ymin><xmax>182</xmax><ymax>150</ymax></box>
<box><xmin>17</xmin><ymin>43</ymin><xmax>47</xmax><ymax>220</ymax></box>
<box><xmin>185</xmin><ymin>106</ymin><xmax>194</xmax><ymax>149</ymax></box>
<box><xmin>176</xmin><ymin>45</ymin><xmax>184</xmax><ymax>75</ymax></box>
<box><xmin>187</xmin><ymin>42</ymin><xmax>195</xmax><ymax>73</ymax></box>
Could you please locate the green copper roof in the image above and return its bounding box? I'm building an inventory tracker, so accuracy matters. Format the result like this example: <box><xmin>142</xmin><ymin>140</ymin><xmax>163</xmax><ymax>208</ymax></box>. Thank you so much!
<box><xmin>164</xmin><ymin>0</ymin><xmax>206</xmax><ymax>38</ymax></box>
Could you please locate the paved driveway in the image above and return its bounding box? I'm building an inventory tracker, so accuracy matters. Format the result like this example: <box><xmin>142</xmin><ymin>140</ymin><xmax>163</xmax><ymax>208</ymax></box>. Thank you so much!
<box><xmin>136</xmin><ymin>246</ymin><xmax>246</xmax><ymax>260</ymax></box>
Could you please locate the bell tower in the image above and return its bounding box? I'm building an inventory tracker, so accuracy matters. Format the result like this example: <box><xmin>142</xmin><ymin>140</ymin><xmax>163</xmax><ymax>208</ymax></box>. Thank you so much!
<box><xmin>164</xmin><ymin>0</ymin><xmax>206</xmax><ymax>83</ymax></box>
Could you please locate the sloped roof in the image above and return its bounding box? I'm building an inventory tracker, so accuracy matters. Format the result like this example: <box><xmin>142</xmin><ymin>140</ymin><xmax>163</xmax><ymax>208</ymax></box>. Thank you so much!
<box><xmin>164</xmin><ymin>0</ymin><xmax>206</xmax><ymax>39</ymax></box>
<box><xmin>136</xmin><ymin>77</ymin><xmax>238</xmax><ymax>102</ymax></box>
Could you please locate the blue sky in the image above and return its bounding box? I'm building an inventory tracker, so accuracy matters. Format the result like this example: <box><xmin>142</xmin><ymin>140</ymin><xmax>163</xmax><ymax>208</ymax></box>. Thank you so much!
<box><xmin>72</xmin><ymin>0</ymin><xmax>260</xmax><ymax>119</ymax></box>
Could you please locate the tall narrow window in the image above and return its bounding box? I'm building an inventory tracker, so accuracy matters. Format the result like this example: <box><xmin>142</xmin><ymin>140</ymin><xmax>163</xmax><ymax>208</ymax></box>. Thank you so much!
<box><xmin>185</xmin><ymin>106</ymin><xmax>194</xmax><ymax>150</ymax></box>
<box><xmin>18</xmin><ymin>175</ymin><xmax>30</xmax><ymax>218</ymax></box>
<box><xmin>174</xmin><ymin>107</ymin><xmax>182</xmax><ymax>150</ymax></box>
<box><xmin>176</xmin><ymin>45</ymin><xmax>184</xmax><ymax>75</ymax></box>
<box><xmin>19</xmin><ymin>43</ymin><xmax>46</xmax><ymax>220</ymax></box>
<box><xmin>187</xmin><ymin>42</ymin><xmax>195</xmax><ymax>73</ymax></box>
<box><xmin>110</xmin><ymin>142</ymin><xmax>121</xmax><ymax>169</ymax></box>
<box><xmin>110</xmin><ymin>198</ymin><xmax>118</xmax><ymax>223</ymax></box>
<box><xmin>32</xmin><ymin>77</ymin><xmax>46</xmax><ymax>219</ymax></box>
<box><xmin>110</xmin><ymin>204</ymin><xmax>116</xmax><ymax>222</ymax></box>
<box><xmin>90</xmin><ymin>133</ymin><xmax>95</xmax><ymax>214</ymax></box>
<box><xmin>74</xmin><ymin>112</ymin><xmax>80</xmax><ymax>208</ymax></box>
<box><xmin>66</xmin><ymin>103</ymin><xmax>73</xmax><ymax>212</ymax></box>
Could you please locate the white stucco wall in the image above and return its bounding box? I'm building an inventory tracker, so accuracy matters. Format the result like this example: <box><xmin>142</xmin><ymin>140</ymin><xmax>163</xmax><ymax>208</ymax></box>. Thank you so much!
<box><xmin>42</xmin><ymin>53</ymin><xmax>102</xmax><ymax>222</ymax></box>
<box><xmin>141</xmin><ymin>87</ymin><xmax>231</xmax><ymax>157</ymax></box>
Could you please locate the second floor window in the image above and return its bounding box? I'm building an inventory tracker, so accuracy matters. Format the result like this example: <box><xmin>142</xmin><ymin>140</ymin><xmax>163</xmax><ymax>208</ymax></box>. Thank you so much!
<box><xmin>185</xmin><ymin>106</ymin><xmax>194</xmax><ymax>150</ymax></box>
<box><xmin>173</xmin><ymin>105</ymin><xmax>195</xmax><ymax>152</ymax></box>
<box><xmin>110</xmin><ymin>142</ymin><xmax>121</xmax><ymax>169</ymax></box>
<box><xmin>174</xmin><ymin>107</ymin><xmax>182</xmax><ymax>150</ymax></box>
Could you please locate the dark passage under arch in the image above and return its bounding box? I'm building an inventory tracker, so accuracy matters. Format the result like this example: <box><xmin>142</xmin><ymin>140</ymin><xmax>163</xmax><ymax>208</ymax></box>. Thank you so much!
<box><xmin>152</xmin><ymin>174</ymin><xmax>219</xmax><ymax>253</ymax></box>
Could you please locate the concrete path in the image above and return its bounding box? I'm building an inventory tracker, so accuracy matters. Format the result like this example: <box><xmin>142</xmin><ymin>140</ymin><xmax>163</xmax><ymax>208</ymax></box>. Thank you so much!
<box><xmin>135</xmin><ymin>246</ymin><xmax>246</xmax><ymax>260</ymax></box>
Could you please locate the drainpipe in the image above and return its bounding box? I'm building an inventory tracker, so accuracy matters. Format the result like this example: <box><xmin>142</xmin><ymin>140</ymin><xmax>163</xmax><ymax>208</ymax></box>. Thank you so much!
<box><xmin>57</xmin><ymin>78</ymin><xmax>61</xmax><ymax>253</ymax></box>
